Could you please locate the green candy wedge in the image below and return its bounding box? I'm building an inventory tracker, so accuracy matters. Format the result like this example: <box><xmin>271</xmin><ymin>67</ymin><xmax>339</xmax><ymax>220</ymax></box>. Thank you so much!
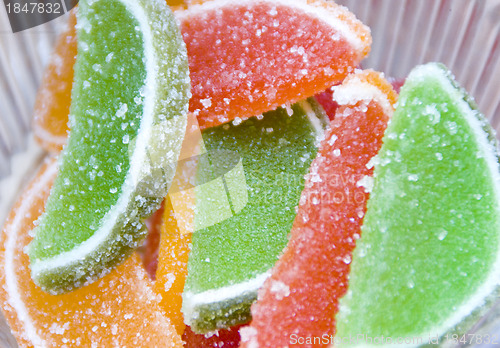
<box><xmin>28</xmin><ymin>0</ymin><xmax>190</xmax><ymax>294</ymax></box>
<box><xmin>182</xmin><ymin>99</ymin><xmax>328</xmax><ymax>333</ymax></box>
<box><xmin>336</xmin><ymin>63</ymin><xmax>500</xmax><ymax>346</ymax></box>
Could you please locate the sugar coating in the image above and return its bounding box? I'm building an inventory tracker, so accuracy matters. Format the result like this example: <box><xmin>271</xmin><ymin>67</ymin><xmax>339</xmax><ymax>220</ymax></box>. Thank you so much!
<box><xmin>182</xmin><ymin>324</ymin><xmax>242</xmax><ymax>347</ymax></box>
<box><xmin>336</xmin><ymin>63</ymin><xmax>500</xmax><ymax>342</ymax></box>
<box><xmin>182</xmin><ymin>100</ymin><xmax>328</xmax><ymax>333</ymax></box>
<box><xmin>33</xmin><ymin>10</ymin><xmax>78</xmax><ymax>152</ymax></box>
<box><xmin>242</xmin><ymin>70</ymin><xmax>394</xmax><ymax>347</ymax></box>
<box><xmin>176</xmin><ymin>0</ymin><xmax>370</xmax><ymax>129</ymax></box>
<box><xmin>332</xmin><ymin>75</ymin><xmax>394</xmax><ymax>117</ymax></box>
<box><xmin>28</xmin><ymin>0</ymin><xmax>189</xmax><ymax>294</ymax></box>
<box><xmin>0</xmin><ymin>160</ymin><xmax>183</xmax><ymax>348</ymax></box>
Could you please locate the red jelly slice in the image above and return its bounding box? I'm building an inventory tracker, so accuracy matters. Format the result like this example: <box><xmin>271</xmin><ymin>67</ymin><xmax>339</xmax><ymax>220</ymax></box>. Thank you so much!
<box><xmin>240</xmin><ymin>70</ymin><xmax>397</xmax><ymax>347</ymax></box>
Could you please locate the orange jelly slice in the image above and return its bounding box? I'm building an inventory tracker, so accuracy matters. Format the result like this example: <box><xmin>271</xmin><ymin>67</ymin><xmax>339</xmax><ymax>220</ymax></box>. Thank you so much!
<box><xmin>32</xmin><ymin>10</ymin><xmax>76</xmax><ymax>153</ymax></box>
<box><xmin>152</xmin><ymin>111</ymin><xmax>206</xmax><ymax>335</ymax></box>
<box><xmin>240</xmin><ymin>71</ymin><xmax>397</xmax><ymax>347</ymax></box>
<box><xmin>34</xmin><ymin>0</ymin><xmax>370</xmax><ymax>149</ymax></box>
<box><xmin>183</xmin><ymin>324</ymin><xmax>241</xmax><ymax>347</ymax></box>
<box><xmin>0</xmin><ymin>159</ymin><xmax>183</xmax><ymax>348</ymax></box>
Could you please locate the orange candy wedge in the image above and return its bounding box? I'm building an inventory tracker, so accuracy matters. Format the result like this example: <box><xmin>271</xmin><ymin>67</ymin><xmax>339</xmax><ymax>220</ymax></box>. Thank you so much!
<box><xmin>0</xmin><ymin>158</ymin><xmax>183</xmax><ymax>348</ymax></box>
<box><xmin>168</xmin><ymin>0</ymin><xmax>187</xmax><ymax>7</ymax></box>
<box><xmin>183</xmin><ymin>324</ymin><xmax>241</xmax><ymax>347</ymax></box>
<box><xmin>32</xmin><ymin>10</ymin><xmax>76</xmax><ymax>153</ymax></box>
<box><xmin>34</xmin><ymin>0</ymin><xmax>370</xmax><ymax>149</ymax></box>
<box><xmin>240</xmin><ymin>71</ymin><xmax>397</xmax><ymax>347</ymax></box>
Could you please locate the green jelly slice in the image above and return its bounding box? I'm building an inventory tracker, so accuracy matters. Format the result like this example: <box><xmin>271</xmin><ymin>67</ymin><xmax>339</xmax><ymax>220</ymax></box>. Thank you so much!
<box><xmin>336</xmin><ymin>63</ymin><xmax>500</xmax><ymax>345</ymax></box>
<box><xmin>28</xmin><ymin>0</ymin><xmax>190</xmax><ymax>294</ymax></box>
<box><xmin>182</xmin><ymin>99</ymin><xmax>328</xmax><ymax>333</ymax></box>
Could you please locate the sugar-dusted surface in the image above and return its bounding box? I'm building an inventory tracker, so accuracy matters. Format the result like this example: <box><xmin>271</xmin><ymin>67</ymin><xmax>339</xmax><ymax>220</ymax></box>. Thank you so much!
<box><xmin>0</xmin><ymin>159</ymin><xmax>183</xmax><ymax>348</ymax></box>
<box><xmin>28</xmin><ymin>0</ymin><xmax>189</xmax><ymax>294</ymax></box>
<box><xmin>153</xmin><ymin>197</ymin><xmax>192</xmax><ymax>335</ymax></box>
<box><xmin>182</xmin><ymin>100</ymin><xmax>328</xmax><ymax>333</ymax></box>
<box><xmin>314</xmin><ymin>88</ymin><xmax>338</xmax><ymax>121</ymax></box>
<box><xmin>177</xmin><ymin>0</ymin><xmax>371</xmax><ymax>129</ymax></box>
<box><xmin>33</xmin><ymin>9</ymin><xmax>77</xmax><ymax>153</ymax></box>
<box><xmin>30</xmin><ymin>0</ymin><xmax>370</xmax><ymax>147</ymax></box>
<box><xmin>141</xmin><ymin>203</ymin><xmax>164</xmax><ymax>280</ymax></box>
<box><xmin>183</xmin><ymin>324</ymin><xmax>241</xmax><ymax>348</ymax></box>
<box><xmin>336</xmin><ymin>63</ymin><xmax>500</xmax><ymax>343</ymax></box>
<box><xmin>31</xmin><ymin>0</ymin><xmax>147</xmax><ymax>260</ymax></box>
<box><xmin>241</xmin><ymin>70</ymin><xmax>396</xmax><ymax>347</ymax></box>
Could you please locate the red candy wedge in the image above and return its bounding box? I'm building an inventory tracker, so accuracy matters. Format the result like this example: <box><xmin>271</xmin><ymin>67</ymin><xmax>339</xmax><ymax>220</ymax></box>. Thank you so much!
<box><xmin>176</xmin><ymin>0</ymin><xmax>371</xmax><ymax>129</ymax></box>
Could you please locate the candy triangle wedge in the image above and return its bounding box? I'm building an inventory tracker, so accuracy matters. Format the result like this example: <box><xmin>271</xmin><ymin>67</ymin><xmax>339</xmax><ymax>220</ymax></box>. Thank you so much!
<box><xmin>335</xmin><ymin>63</ymin><xmax>500</xmax><ymax>344</ymax></box>
<box><xmin>28</xmin><ymin>0</ymin><xmax>190</xmax><ymax>294</ymax></box>
<box><xmin>182</xmin><ymin>99</ymin><xmax>328</xmax><ymax>333</ymax></box>
<box><xmin>0</xmin><ymin>159</ymin><xmax>183</xmax><ymax>348</ymax></box>
<box><xmin>240</xmin><ymin>70</ymin><xmax>397</xmax><ymax>347</ymax></box>
<box><xmin>33</xmin><ymin>9</ymin><xmax>77</xmax><ymax>153</ymax></box>
<box><xmin>177</xmin><ymin>0</ymin><xmax>371</xmax><ymax>129</ymax></box>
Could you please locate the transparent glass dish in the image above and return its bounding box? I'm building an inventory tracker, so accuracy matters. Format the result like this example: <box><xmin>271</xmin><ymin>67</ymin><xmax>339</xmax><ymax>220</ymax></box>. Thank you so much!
<box><xmin>1</xmin><ymin>0</ymin><xmax>500</xmax><ymax>346</ymax></box>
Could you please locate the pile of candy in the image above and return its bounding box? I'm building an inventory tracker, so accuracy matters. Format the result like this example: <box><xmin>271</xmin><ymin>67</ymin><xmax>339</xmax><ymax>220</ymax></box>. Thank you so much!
<box><xmin>1</xmin><ymin>0</ymin><xmax>500</xmax><ymax>347</ymax></box>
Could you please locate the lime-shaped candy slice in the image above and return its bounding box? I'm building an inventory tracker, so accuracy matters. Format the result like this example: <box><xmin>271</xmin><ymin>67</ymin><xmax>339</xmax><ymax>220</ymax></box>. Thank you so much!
<box><xmin>336</xmin><ymin>63</ymin><xmax>500</xmax><ymax>344</ymax></box>
<box><xmin>182</xmin><ymin>99</ymin><xmax>328</xmax><ymax>333</ymax></box>
<box><xmin>28</xmin><ymin>0</ymin><xmax>190</xmax><ymax>294</ymax></box>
